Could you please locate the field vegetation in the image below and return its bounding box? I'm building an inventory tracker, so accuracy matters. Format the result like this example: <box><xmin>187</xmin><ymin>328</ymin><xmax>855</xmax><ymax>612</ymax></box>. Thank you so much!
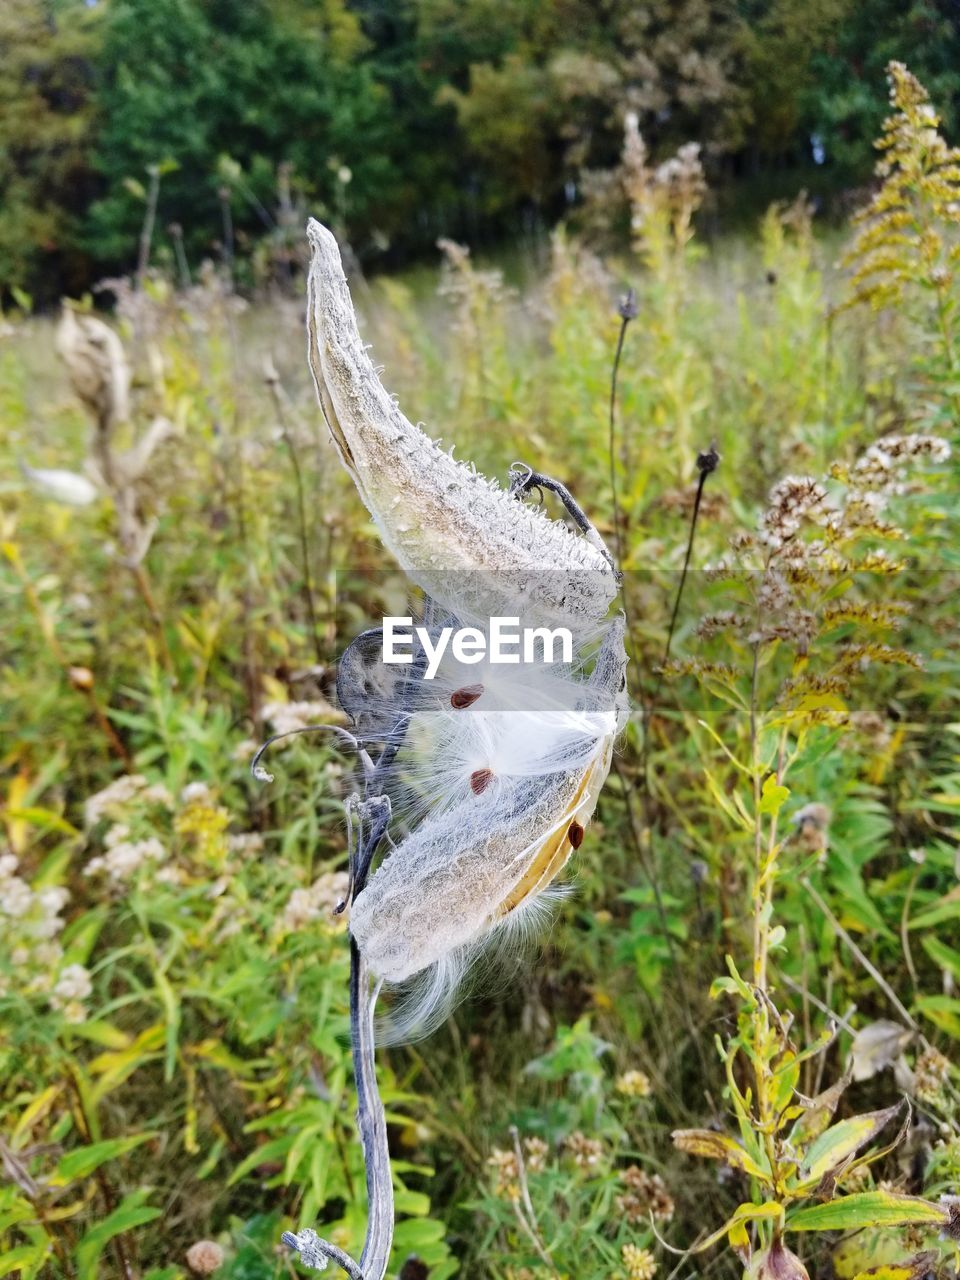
<box><xmin>1</xmin><ymin>51</ymin><xmax>959</xmax><ymax>1280</ymax></box>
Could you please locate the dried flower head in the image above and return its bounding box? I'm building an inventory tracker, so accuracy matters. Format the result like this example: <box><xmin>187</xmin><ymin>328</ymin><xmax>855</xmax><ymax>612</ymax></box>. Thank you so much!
<box><xmin>915</xmin><ymin>1047</ymin><xmax>952</xmax><ymax>1103</ymax></box>
<box><xmin>185</xmin><ymin>1240</ymin><xmax>225</xmax><ymax>1275</ymax></box>
<box><xmin>565</xmin><ymin>1130</ymin><xmax>604</xmax><ymax>1171</ymax></box>
<box><xmin>487</xmin><ymin>1147</ymin><xmax>521</xmax><ymax>1201</ymax></box>
<box><xmin>282</xmin><ymin>871</ymin><xmax>351</xmax><ymax>932</ymax></box>
<box><xmin>522</xmin><ymin>1135</ymin><xmax>549</xmax><ymax>1173</ymax></box>
<box><xmin>617</xmin><ymin>1166</ymin><xmax>675</xmax><ymax>1223</ymax></box>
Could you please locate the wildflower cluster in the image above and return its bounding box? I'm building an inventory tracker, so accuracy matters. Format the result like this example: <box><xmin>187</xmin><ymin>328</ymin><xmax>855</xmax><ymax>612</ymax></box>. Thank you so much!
<box><xmin>487</xmin><ymin>1147</ymin><xmax>521</xmax><ymax>1202</ymax></box>
<box><xmin>282</xmin><ymin>870</ymin><xmax>351</xmax><ymax>932</ymax></box>
<box><xmin>262</xmin><ymin>697</ymin><xmax>344</xmax><ymax>737</ymax></box>
<box><xmin>615</xmin><ymin>1068</ymin><xmax>652</xmax><ymax>1098</ymax></box>
<box><xmin>0</xmin><ymin>851</ymin><xmax>92</xmax><ymax>1022</ymax></box>
<box><xmin>83</xmin><ymin>773</ymin><xmax>263</xmax><ymax>892</ymax></box>
<box><xmin>84</xmin><ymin>772</ymin><xmax>172</xmax><ymax>826</ymax></box>
<box><xmin>621</xmin><ymin>112</ymin><xmax>706</xmax><ymax>269</ymax></box>
<box><xmin>621</xmin><ymin>1242</ymin><xmax>658</xmax><ymax>1280</ymax></box>
<box><xmin>915</xmin><ymin>1046</ymin><xmax>954</xmax><ymax>1107</ymax></box>
<box><xmin>481</xmin><ymin>1072</ymin><xmax>669</xmax><ymax>1280</ymax></box>
<box><xmin>669</xmin><ymin>432</ymin><xmax>951</xmax><ymax>715</ymax></box>
<box><xmin>566</xmin><ymin>1130</ymin><xmax>605</xmax><ymax>1171</ymax></box>
<box><xmin>615</xmin><ymin>1166</ymin><xmax>675</xmax><ymax>1224</ymax></box>
<box><xmin>437</xmin><ymin>237</ymin><xmax>507</xmax><ymax>343</ymax></box>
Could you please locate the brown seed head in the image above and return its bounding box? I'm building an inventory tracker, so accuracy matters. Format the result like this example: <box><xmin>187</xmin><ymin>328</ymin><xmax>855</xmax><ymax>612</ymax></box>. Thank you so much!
<box><xmin>186</xmin><ymin>1240</ymin><xmax>225</xmax><ymax>1275</ymax></box>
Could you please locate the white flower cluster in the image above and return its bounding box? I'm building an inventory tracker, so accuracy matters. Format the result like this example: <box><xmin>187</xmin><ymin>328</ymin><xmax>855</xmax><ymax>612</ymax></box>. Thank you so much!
<box><xmin>282</xmin><ymin>871</ymin><xmax>351</xmax><ymax>932</ymax></box>
<box><xmin>758</xmin><ymin>476</ymin><xmax>828</xmax><ymax>550</ymax></box>
<box><xmin>227</xmin><ymin>833</ymin><xmax>264</xmax><ymax>855</ymax></box>
<box><xmin>0</xmin><ymin>852</ymin><xmax>93</xmax><ymax>1023</ymax></box>
<box><xmin>850</xmin><ymin>433</ymin><xmax>951</xmax><ymax>495</ymax></box>
<box><xmin>85</xmin><ymin>824</ymin><xmax>167</xmax><ymax>881</ymax></box>
<box><xmin>85</xmin><ymin>773</ymin><xmax>173</xmax><ymax>826</ymax></box>
<box><xmin>262</xmin><ymin>700</ymin><xmax>342</xmax><ymax>738</ymax></box>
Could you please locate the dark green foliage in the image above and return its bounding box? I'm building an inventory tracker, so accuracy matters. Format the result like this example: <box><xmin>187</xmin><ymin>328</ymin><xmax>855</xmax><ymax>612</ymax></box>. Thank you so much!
<box><xmin>0</xmin><ymin>0</ymin><xmax>959</xmax><ymax>294</ymax></box>
<box><xmin>86</xmin><ymin>0</ymin><xmax>393</xmax><ymax>274</ymax></box>
<box><xmin>0</xmin><ymin>0</ymin><xmax>102</xmax><ymax>299</ymax></box>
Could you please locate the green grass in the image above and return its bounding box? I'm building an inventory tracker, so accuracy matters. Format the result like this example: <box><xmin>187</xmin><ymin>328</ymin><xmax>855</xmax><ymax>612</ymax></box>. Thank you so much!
<box><xmin>0</xmin><ymin>185</ymin><xmax>959</xmax><ymax>1280</ymax></box>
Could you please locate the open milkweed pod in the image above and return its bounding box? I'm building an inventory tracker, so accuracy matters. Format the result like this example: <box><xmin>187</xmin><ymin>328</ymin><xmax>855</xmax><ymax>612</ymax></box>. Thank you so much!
<box><xmin>306</xmin><ymin>219</ymin><xmax>617</xmax><ymax>634</ymax></box>
<box><xmin>348</xmin><ymin>617</ymin><xmax>628</xmax><ymax>1040</ymax></box>
<box><xmin>55</xmin><ymin>304</ymin><xmax>130</xmax><ymax>431</ymax></box>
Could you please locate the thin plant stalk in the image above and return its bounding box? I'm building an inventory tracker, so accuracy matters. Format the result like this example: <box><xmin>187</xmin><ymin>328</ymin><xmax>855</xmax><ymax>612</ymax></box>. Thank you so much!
<box><xmin>264</xmin><ymin>361</ymin><xmax>323</xmax><ymax>663</ymax></box>
<box><xmin>662</xmin><ymin>443</ymin><xmax>719</xmax><ymax>667</ymax></box>
<box><xmin>135</xmin><ymin>165</ymin><xmax>161</xmax><ymax>294</ymax></box>
<box><xmin>608</xmin><ymin>289</ymin><xmax>636</xmax><ymax>570</ymax></box>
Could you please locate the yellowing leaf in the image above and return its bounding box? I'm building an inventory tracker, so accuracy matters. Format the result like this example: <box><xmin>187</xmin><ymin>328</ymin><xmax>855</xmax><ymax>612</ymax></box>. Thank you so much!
<box><xmin>673</xmin><ymin>1199</ymin><xmax>784</xmax><ymax>1256</ymax></box>
<box><xmin>12</xmin><ymin>1085</ymin><xmax>62</xmax><ymax>1146</ymax></box>
<box><xmin>795</xmin><ymin>1101</ymin><xmax>904</xmax><ymax>1188</ymax></box>
<box><xmin>671</xmin><ymin>1129</ymin><xmax>770</xmax><ymax>1181</ymax></box>
<box><xmin>916</xmin><ymin>995</ymin><xmax>960</xmax><ymax>1040</ymax></box>
<box><xmin>788</xmin><ymin>1076</ymin><xmax>849</xmax><ymax>1146</ymax></box>
<box><xmin>853</xmin><ymin>1262</ymin><xmax>935</xmax><ymax>1280</ymax></box>
<box><xmin>704</xmin><ymin>769</ymin><xmax>753</xmax><ymax>831</ymax></box>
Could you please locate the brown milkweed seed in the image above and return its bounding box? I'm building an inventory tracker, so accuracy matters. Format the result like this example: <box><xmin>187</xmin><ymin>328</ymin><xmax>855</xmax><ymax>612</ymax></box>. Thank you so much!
<box><xmin>470</xmin><ymin>768</ymin><xmax>494</xmax><ymax>795</ymax></box>
<box><xmin>568</xmin><ymin>821</ymin><xmax>585</xmax><ymax>849</ymax></box>
<box><xmin>451</xmin><ymin>684</ymin><xmax>484</xmax><ymax>709</ymax></box>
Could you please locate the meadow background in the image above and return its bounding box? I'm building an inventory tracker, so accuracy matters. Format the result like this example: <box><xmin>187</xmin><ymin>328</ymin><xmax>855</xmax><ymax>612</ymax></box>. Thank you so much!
<box><xmin>2</xmin><ymin>3</ymin><xmax>960</xmax><ymax>1279</ymax></box>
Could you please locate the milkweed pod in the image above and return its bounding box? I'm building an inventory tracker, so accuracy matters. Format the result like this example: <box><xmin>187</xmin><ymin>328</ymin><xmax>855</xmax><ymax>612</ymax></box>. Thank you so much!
<box><xmin>55</xmin><ymin>305</ymin><xmax>130</xmax><ymax>430</ymax></box>
<box><xmin>348</xmin><ymin>618</ymin><xmax>628</xmax><ymax>1028</ymax></box>
<box><xmin>305</xmin><ymin>218</ymin><xmax>617</xmax><ymax>633</ymax></box>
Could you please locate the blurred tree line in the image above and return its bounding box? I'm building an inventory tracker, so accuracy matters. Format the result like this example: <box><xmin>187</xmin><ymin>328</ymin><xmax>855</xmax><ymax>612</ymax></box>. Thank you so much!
<box><xmin>1</xmin><ymin>0</ymin><xmax>958</xmax><ymax>301</ymax></box>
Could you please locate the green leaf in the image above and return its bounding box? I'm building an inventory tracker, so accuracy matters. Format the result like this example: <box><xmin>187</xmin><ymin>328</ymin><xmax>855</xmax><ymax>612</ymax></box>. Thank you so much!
<box><xmin>51</xmin><ymin>1133</ymin><xmax>154</xmax><ymax>1186</ymax></box>
<box><xmin>909</xmin><ymin>887</ymin><xmax>960</xmax><ymax>930</ymax></box>
<box><xmin>759</xmin><ymin>774</ymin><xmax>790</xmax><ymax>815</ymax></box>
<box><xmin>76</xmin><ymin>1191</ymin><xmax>161</xmax><ymax>1279</ymax></box>
<box><xmin>0</xmin><ymin>1247</ymin><xmax>45</xmax><ymax>1277</ymax></box>
<box><xmin>228</xmin><ymin>1135</ymin><xmax>293</xmax><ymax>1186</ymax></box>
<box><xmin>788</xmin><ymin>1191</ymin><xmax>948</xmax><ymax>1232</ymax></box>
<box><xmin>916</xmin><ymin>995</ymin><xmax>960</xmax><ymax>1039</ymax></box>
<box><xmin>921</xmin><ymin>935</ymin><xmax>960</xmax><ymax>983</ymax></box>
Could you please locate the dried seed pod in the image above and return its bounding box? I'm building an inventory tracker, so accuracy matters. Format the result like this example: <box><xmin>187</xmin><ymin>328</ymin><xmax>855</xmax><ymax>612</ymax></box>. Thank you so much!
<box><xmin>349</xmin><ymin>618</ymin><xmax>628</xmax><ymax>1038</ymax></box>
<box><xmin>55</xmin><ymin>305</ymin><xmax>130</xmax><ymax>431</ymax></box>
<box><xmin>306</xmin><ymin>219</ymin><xmax>617</xmax><ymax>633</ymax></box>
